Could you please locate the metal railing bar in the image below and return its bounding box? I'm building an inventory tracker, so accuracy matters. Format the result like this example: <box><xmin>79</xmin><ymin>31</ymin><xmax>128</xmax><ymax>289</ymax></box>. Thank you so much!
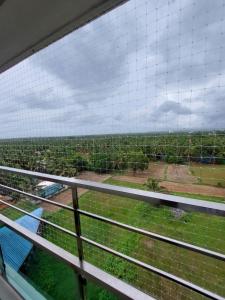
<box><xmin>0</xmin><ymin>184</ymin><xmax>74</xmax><ymax>212</ymax></box>
<box><xmin>0</xmin><ymin>214</ymin><xmax>154</xmax><ymax>300</ymax></box>
<box><xmin>81</xmin><ymin>236</ymin><xmax>224</xmax><ymax>300</ymax></box>
<box><xmin>0</xmin><ymin>200</ymin><xmax>77</xmax><ymax>239</ymax></box>
<box><xmin>78</xmin><ymin>209</ymin><xmax>225</xmax><ymax>262</ymax></box>
<box><xmin>1</xmin><ymin>199</ymin><xmax>224</xmax><ymax>299</ymax></box>
<box><xmin>0</xmin><ymin>166</ymin><xmax>224</xmax><ymax>216</ymax></box>
<box><xmin>0</xmin><ymin>275</ymin><xmax>24</xmax><ymax>300</ymax></box>
<box><xmin>71</xmin><ymin>187</ymin><xmax>86</xmax><ymax>299</ymax></box>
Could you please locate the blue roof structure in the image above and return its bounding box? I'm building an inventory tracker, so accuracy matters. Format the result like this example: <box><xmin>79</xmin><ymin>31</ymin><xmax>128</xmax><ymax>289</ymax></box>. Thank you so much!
<box><xmin>0</xmin><ymin>208</ymin><xmax>43</xmax><ymax>272</ymax></box>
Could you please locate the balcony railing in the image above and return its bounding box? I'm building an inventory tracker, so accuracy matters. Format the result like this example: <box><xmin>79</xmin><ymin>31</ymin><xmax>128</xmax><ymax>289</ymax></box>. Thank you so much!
<box><xmin>0</xmin><ymin>165</ymin><xmax>225</xmax><ymax>300</ymax></box>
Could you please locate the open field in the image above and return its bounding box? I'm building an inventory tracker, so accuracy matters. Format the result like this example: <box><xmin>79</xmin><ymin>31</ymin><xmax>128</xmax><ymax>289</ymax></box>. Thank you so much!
<box><xmin>166</xmin><ymin>164</ymin><xmax>197</xmax><ymax>183</ymax></box>
<box><xmin>113</xmin><ymin>162</ymin><xmax>225</xmax><ymax>199</ymax></box>
<box><xmin>126</xmin><ymin>162</ymin><xmax>166</xmax><ymax>180</ymax></box>
<box><xmin>137</xmin><ymin>162</ymin><xmax>224</xmax><ymax>186</ymax></box>
<box><xmin>113</xmin><ymin>173</ymin><xmax>225</xmax><ymax>198</ymax></box>
<box><xmin>160</xmin><ymin>181</ymin><xmax>225</xmax><ymax>198</ymax></box>
<box><xmin>1</xmin><ymin>177</ymin><xmax>225</xmax><ymax>300</ymax></box>
<box><xmin>114</xmin><ymin>162</ymin><xmax>167</xmax><ymax>184</ymax></box>
<box><xmin>40</xmin><ymin>162</ymin><xmax>225</xmax><ymax>214</ymax></box>
<box><xmin>109</xmin><ymin>178</ymin><xmax>225</xmax><ymax>203</ymax></box>
<box><xmin>0</xmin><ymin>133</ymin><xmax>225</xmax><ymax>299</ymax></box>
<box><xmin>28</xmin><ymin>180</ymin><xmax>225</xmax><ymax>299</ymax></box>
<box><xmin>24</xmin><ymin>248</ymin><xmax>116</xmax><ymax>300</ymax></box>
<box><xmin>190</xmin><ymin>163</ymin><xmax>225</xmax><ymax>187</ymax></box>
<box><xmin>40</xmin><ymin>161</ymin><xmax>225</xmax><ymax>213</ymax></box>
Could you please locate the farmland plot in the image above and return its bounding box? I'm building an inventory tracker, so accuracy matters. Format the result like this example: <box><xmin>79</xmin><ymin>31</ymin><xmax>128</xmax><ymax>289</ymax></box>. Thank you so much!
<box><xmin>166</xmin><ymin>164</ymin><xmax>197</xmax><ymax>184</ymax></box>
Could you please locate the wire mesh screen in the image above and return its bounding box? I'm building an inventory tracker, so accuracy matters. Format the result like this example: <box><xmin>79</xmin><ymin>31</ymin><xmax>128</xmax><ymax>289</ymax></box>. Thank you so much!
<box><xmin>0</xmin><ymin>0</ymin><xmax>225</xmax><ymax>300</ymax></box>
<box><xmin>80</xmin><ymin>191</ymin><xmax>225</xmax><ymax>299</ymax></box>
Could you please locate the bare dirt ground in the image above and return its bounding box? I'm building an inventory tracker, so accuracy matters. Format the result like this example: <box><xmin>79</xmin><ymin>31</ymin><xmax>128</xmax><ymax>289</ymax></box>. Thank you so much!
<box><xmin>113</xmin><ymin>162</ymin><xmax>225</xmax><ymax>198</ymax></box>
<box><xmin>166</xmin><ymin>164</ymin><xmax>197</xmax><ymax>184</ymax></box>
<box><xmin>0</xmin><ymin>196</ymin><xmax>15</xmax><ymax>210</ymax></box>
<box><xmin>115</xmin><ymin>163</ymin><xmax>197</xmax><ymax>184</ymax></box>
<box><xmin>118</xmin><ymin>162</ymin><xmax>196</xmax><ymax>184</ymax></box>
<box><xmin>115</xmin><ymin>162</ymin><xmax>167</xmax><ymax>184</ymax></box>
<box><xmin>41</xmin><ymin>171</ymin><xmax>111</xmax><ymax>212</ymax></box>
<box><xmin>126</xmin><ymin>162</ymin><xmax>166</xmax><ymax>180</ymax></box>
<box><xmin>148</xmin><ymin>162</ymin><xmax>166</xmax><ymax>180</ymax></box>
<box><xmin>160</xmin><ymin>181</ymin><xmax>225</xmax><ymax>198</ymax></box>
<box><xmin>112</xmin><ymin>175</ymin><xmax>147</xmax><ymax>184</ymax></box>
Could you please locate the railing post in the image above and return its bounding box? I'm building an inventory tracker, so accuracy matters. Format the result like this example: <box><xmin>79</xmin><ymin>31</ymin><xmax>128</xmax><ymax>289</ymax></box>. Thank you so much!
<box><xmin>72</xmin><ymin>187</ymin><xmax>86</xmax><ymax>300</ymax></box>
<box><xmin>0</xmin><ymin>245</ymin><xmax>6</xmax><ymax>279</ymax></box>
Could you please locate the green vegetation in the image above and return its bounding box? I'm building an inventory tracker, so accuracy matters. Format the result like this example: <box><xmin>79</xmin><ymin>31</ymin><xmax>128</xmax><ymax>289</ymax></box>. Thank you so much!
<box><xmin>24</xmin><ymin>249</ymin><xmax>117</xmax><ymax>300</ymax></box>
<box><xmin>127</xmin><ymin>151</ymin><xmax>148</xmax><ymax>174</ymax></box>
<box><xmin>144</xmin><ymin>177</ymin><xmax>162</xmax><ymax>192</ymax></box>
<box><xmin>0</xmin><ymin>132</ymin><xmax>225</xmax><ymax>181</ymax></box>
<box><xmin>0</xmin><ymin>200</ymin><xmax>37</xmax><ymax>221</ymax></box>
<box><xmin>106</xmin><ymin>178</ymin><xmax>146</xmax><ymax>190</ymax></box>
<box><xmin>191</xmin><ymin>164</ymin><xmax>225</xmax><ymax>187</ymax></box>
<box><xmin>108</xmin><ymin>177</ymin><xmax>225</xmax><ymax>203</ymax></box>
<box><xmin>5</xmin><ymin>178</ymin><xmax>222</xmax><ymax>299</ymax></box>
<box><xmin>0</xmin><ymin>132</ymin><xmax>225</xmax><ymax>299</ymax></box>
<box><xmin>171</xmin><ymin>191</ymin><xmax>225</xmax><ymax>203</ymax></box>
<box><xmin>24</xmin><ymin>249</ymin><xmax>80</xmax><ymax>299</ymax></box>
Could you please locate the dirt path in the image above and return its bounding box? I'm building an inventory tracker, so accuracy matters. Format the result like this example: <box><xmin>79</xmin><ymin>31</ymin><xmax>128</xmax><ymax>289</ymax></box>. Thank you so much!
<box><xmin>160</xmin><ymin>181</ymin><xmax>225</xmax><ymax>198</ymax></box>
<box><xmin>41</xmin><ymin>172</ymin><xmax>111</xmax><ymax>212</ymax></box>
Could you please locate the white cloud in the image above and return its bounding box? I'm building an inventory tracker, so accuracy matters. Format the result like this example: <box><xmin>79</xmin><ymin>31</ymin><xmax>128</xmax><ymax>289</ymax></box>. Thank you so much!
<box><xmin>0</xmin><ymin>0</ymin><xmax>225</xmax><ymax>138</ymax></box>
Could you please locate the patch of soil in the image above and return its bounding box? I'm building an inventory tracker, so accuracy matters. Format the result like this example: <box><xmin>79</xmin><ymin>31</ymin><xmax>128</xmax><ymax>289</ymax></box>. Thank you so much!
<box><xmin>125</xmin><ymin>162</ymin><xmax>167</xmax><ymax>180</ymax></box>
<box><xmin>113</xmin><ymin>162</ymin><xmax>167</xmax><ymax>184</ymax></box>
<box><xmin>112</xmin><ymin>175</ymin><xmax>147</xmax><ymax>184</ymax></box>
<box><xmin>167</xmin><ymin>164</ymin><xmax>197</xmax><ymax>184</ymax></box>
<box><xmin>142</xmin><ymin>238</ymin><xmax>155</xmax><ymax>250</ymax></box>
<box><xmin>160</xmin><ymin>181</ymin><xmax>225</xmax><ymax>198</ymax></box>
<box><xmin>77</xmin><ymin>171</ymin><xmax>111</xmax><ymax>182</ymax></box>
<box><xmin>0</xmin><ymin>196</ymin><xmax>15</xmax><ymax>210</ymax></box>
<box><xmin>150</xmin><ymin>162</ymin><xmax>167</xmax><ymax>180</ymax></box>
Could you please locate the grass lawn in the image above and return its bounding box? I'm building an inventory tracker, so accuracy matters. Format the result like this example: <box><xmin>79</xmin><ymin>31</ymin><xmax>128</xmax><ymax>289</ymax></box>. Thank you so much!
<box><xmin>1</xmin><ymin>200</ymin><xmax>118</xmax><ymax>300</ymax></box>
<box><xmin>1</xmin><ymin>179</ymin><xmax>225</xmax><ymax>299</ymax></box>
<box><xmin>0</xmin><ymin>200</ymin><xmax>38</xmax><ymax>222</ymax></box>
<box><xmin>37</xmin><ymin>178</ymin><xmax>225</xmax><ymax>299</ymax></box>
<box><xmin>171</xmin><ymin>191</ymin><xmax>225</xmax><ymax>203</ymax></box>
<box><xmin>24</xmin><ymin>248</ymin><xmax>117</xmax><ymax>300</ymax></box>
<box><xmin>190</xmin><ymin>163</ymin><xmax>225</xmax><ymax>187</ymax></box>
<box><xmin>24</xmin><ymin>248</ymin><xmax>80</xmax><ymax>300</ymax></box>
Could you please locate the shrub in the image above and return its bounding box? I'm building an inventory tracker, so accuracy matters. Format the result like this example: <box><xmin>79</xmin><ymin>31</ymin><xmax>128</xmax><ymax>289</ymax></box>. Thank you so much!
<box><xmin>144</xmin><ymin>177</ymin><xmax>161</xmax><ymax>192</ymax></box>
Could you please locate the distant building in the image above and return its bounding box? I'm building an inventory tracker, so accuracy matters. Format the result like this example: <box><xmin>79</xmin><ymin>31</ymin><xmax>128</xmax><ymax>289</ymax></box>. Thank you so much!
<box><xmin>35</xmin><ymin>181</ymin><xmax>64</xmax><ymax>198</ymax></box>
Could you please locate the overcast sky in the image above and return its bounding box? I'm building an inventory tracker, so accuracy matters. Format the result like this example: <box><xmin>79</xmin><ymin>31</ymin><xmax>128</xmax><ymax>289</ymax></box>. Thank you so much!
<box><xmin>0</xmin><ymin>0</ymin><xmax>225</xmax><ymax>138</ymax></box>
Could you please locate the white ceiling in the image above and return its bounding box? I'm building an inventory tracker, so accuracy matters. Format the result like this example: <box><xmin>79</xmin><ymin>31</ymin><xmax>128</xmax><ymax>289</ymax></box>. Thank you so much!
<box><xmin>0</xmin><ymin>0</ymin><xmax>126</xmax><ymax>74</ymax></box>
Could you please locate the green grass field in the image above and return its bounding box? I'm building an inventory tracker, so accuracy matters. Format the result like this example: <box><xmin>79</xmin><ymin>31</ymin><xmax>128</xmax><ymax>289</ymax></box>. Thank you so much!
<box><xmin>190</xmin><ymin>164</ymin><xmax>225</xmax><ymax>187</ymax></box>
<box><xmin>25</xmin><ymin>179</ymin><xmax>225</xmax><ymax>299</ymax></box>
<box><xmin>24</xmin><ymin>248</ymin><xmax>117</xmax><ymax>300</ymax></box>
<box><xmin>1</xmin><ymin>178</ymin><xmax>225</xmax><ymax>300</ymax></box>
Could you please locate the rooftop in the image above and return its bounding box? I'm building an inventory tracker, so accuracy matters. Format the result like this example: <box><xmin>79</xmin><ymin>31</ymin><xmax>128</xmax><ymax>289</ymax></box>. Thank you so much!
<box><xmin>0</xmin><ymin>0</ymin><xmax>126</xmax><ymax>73</ymax></box>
